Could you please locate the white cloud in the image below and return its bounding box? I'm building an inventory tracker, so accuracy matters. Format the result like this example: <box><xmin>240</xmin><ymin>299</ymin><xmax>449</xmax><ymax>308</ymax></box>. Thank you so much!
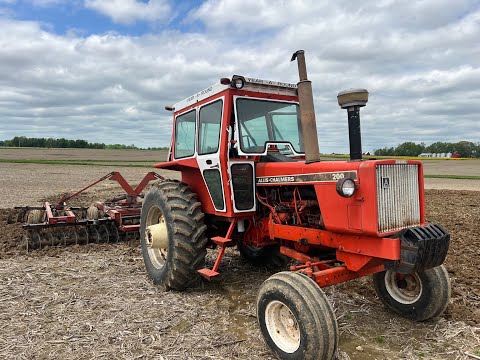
<box><xmin>0</xmin><ymin>1</ymin><xmax>479</xmax><ymax>152</ymax></box>
<box><xmin>84</xmin><ymin>0</ymin><xmax>171</xmax><ymax>25</ymax></box>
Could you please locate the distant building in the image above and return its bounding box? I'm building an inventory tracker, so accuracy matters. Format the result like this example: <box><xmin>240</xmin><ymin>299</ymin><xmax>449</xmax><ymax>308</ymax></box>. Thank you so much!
<box><xmin>420</xmin><ymin>152</ymin><xmax>454</xmax><ymax>158</ymax></box>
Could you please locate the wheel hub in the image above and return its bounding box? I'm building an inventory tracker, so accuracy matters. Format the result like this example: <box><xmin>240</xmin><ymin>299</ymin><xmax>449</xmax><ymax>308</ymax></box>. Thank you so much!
<box><xmin>265</xmin><ymin>300</ymin><xmax>300</xmax><ymax>353</ymax></box>
<box><xmin>146</xmin><ymin>219</ymin><xmax>168</xmax><ymax>249</ymax></box>
<box><xmin>145</xmin><ymin>206</ymin><xmax>169</xmax><ymax>270</ymax></box>
<box><xmin>385</xmin><ymin>271</ymin><xmax>423</xmax><ymax>304</ymax></box>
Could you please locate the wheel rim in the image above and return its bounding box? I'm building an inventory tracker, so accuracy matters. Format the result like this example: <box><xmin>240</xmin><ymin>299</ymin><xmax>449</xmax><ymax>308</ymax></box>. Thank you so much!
<box><xmin>145</xmin><ymin>205</ymin><xmax>168</xmax><ymax>270</ymax></box>
<box><xmin>265</xmin><ymin>300</ymin><xmax>301</xmax><ymax>353</ymax></box>
<box><xmin>384</xmin><ymin>270</ymin><xmax>423</xmax><ymax>304</ymax></box>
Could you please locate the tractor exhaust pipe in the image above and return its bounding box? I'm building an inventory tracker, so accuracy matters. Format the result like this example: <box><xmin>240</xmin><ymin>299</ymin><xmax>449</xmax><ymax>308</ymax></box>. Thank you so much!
<box><xmin>291</xmin><ymin>50</ymin><xmax>321</xmax><ymax>163</ymax></box>
<box><xmin>337</xmin><ymin>89</ymin><xmax>369</xmax><ymax>161</ymax></box>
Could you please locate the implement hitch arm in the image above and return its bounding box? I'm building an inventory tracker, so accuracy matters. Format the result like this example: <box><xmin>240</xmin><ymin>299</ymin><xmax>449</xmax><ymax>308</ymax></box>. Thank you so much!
<box><xmin>56</xmin><ymin>171</ymin><xmax>164</xmax><ymax>206</ymax></box>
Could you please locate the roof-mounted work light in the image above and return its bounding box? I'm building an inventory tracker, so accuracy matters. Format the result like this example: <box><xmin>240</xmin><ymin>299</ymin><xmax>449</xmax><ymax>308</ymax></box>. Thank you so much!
<box><xmin>231</xmin><ymin>76</ymin><xmax>245</xmax><ymax>89</ymax></box>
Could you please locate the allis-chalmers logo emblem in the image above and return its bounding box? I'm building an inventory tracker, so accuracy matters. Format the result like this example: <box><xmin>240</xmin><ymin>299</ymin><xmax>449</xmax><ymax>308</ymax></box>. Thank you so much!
<box><xmin>382</xmin><ymin>176</ymin><xmax>391</xmax><ymax>189</ymax></box>
<box><xmin>257</xmin><ymin>176</ymin><xmax>295</xmax><ymax>184</ymax></box>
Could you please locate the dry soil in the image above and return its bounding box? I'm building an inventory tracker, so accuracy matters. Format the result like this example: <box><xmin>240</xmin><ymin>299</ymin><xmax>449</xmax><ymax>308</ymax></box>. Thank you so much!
<box><xmin>0</xmin><ymin>160</ymin><xmax>478</xmax><ymax>359</ymax></box>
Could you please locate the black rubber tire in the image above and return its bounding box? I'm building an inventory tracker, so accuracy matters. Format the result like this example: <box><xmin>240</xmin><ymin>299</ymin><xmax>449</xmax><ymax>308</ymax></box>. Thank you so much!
<box><xmin>257</xmin><ymin>271</ymin><xmax>338</xmax><ymax>360</ymax></box>
<box><xmin>140</xmin><ymin>180</ymin><xmax>208</xmax><ymax>291</ymax></box>
<box><xmin>373</xmin><ymin>265</ymin><xmax>451</xmax><ymax>321</ymax></box>
<box><xmin>238</xmin><ymin>242</ymin><xmax>289</xmax><ymax>269</ymax></box>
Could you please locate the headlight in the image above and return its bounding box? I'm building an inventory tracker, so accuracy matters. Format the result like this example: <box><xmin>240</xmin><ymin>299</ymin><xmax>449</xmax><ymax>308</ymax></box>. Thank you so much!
<box><xmin>232</xmin><ymin>77</ymin><xmax>245</xmax><ymax>89</ymax></box>
<box><xmin>336</xmin><ymin>178</ymin><xmax>356</xmax><ymax>198</ymax></box>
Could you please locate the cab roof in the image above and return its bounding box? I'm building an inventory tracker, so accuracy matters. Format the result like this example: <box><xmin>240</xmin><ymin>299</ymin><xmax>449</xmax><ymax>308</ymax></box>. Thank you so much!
<box><xmin>172</xmin><ymin>76</ymin><xmax>298</xmax><ymax>112</ymax></box>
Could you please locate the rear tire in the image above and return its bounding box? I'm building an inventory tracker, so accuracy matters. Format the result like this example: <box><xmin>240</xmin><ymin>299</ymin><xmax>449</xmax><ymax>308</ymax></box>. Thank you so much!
<box><xmin>140</xmin><ymin>180</ymin><xmax>208</xmax><ymax>290</ymax></box>
<box><xmin>257</xmin><ymin>271</ymin><xmax>338</xmax><ymax>360</ymax></box>
<box><xmin>373</xmin><ymin>265</ymin><xmax>451</xmax><ymax>321</ymax></box>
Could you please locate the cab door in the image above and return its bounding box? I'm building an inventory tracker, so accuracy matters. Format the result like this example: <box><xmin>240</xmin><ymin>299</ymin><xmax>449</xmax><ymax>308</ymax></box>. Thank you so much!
<box><xmin>196</xmin><ymin>98</ymin><xmax>226</xmax><ymax>212</ymax></box>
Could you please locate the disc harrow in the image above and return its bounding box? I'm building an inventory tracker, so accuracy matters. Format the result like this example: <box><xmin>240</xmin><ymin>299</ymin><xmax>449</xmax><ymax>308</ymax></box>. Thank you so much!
<box><xmin>8</xmin><ymin>171</ymin><xmax>163</xmax><ymax>252</ymax></box>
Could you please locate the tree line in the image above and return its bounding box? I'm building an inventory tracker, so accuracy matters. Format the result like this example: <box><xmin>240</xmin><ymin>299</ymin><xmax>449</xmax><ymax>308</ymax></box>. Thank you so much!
<box><xmin>0</xmin><ymin>136</ymin><xmax>169</xmax><ymax>151</ymax></box>
<box><xmin>374</xmin><ymin>141</ymin><xmax>480</xmax><ymax>158</ymax></box>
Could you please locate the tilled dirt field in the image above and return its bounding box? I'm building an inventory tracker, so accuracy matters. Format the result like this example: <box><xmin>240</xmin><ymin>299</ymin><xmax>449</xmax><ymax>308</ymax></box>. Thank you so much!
<box><xmin>0</xmin><ymin>148</ymin><xmax>169</xmax><ymax>162</ymax></box>
<box><xmin>0</xmin><ymin>186</ymin><xmax>479</xmax><ymax>358</ymax></box>
<box><xmin>0</xmin><ymin>163</ymin><xmax>179</xmax><ymax>208</ymax></box>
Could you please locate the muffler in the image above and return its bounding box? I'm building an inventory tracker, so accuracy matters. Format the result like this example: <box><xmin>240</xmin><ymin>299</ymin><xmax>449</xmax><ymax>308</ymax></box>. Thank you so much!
<box><xmin>291</xmin><ymin>50</ymin><xmax>321</xmax><ymax>163</ymax></box>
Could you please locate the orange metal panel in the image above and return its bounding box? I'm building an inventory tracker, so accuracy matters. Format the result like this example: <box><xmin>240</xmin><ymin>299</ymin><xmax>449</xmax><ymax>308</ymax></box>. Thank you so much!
<box><xmin>280</xmin><ymin>246</ymin><xmax>319</xmax><ymax>263</ymax></box>
<box><xmin>347</xmin><ymin>205</ymin><xmax>362</xmax><ymax>230</ymax></box>
<box><xmin>272</xmin><ymin>223</ymin><xmax>400</xmax><ymax>260</ymax></box>
<box><xmin>311</xmin><ymin>259</ymin><xmax>384</xmax><ymax>287</ymax></box>
<box><xmin>336</xmin><ymin>251</ymin><xmax>372</xmax><ymax>271</ymax></box>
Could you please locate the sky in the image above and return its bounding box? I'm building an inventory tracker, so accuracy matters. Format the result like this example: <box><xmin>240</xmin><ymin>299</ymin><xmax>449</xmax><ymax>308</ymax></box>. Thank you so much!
<box><xmin>0</xmin><ymin>0</ymin><xmax>479</xmax><ymax>153</ymax></box>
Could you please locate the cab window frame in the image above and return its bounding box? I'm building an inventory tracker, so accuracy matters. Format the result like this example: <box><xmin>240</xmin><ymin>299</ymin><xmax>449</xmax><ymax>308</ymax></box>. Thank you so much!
<box><xmin>198</xmin><ymin>99</ymin><xmax>224</xmax><ymax>156</ymax></box>
<box><xmin>173</xmin><ymin>108</ymin><xmax>197</xmax><ymax>160</ymax></box>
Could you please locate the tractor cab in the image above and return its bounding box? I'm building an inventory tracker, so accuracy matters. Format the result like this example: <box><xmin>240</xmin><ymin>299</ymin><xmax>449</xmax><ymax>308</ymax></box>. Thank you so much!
<box><xmin>155</xmin><ymin>76</ymin><xmax>305</xmax><ymax>217</ymax></box>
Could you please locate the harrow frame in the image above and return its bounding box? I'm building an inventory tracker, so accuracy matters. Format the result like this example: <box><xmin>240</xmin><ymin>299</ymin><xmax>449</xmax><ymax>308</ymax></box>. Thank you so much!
<box><xmin>11</xmin><ymin>171</ymin><xmax>164</xmax><ymax>250</ymax></box>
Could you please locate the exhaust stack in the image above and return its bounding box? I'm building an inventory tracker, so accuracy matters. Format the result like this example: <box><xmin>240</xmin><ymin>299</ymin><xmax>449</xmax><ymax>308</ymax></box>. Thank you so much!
<box><xmin>291</xmin><ymin>50</ymin><xmax>320</xmax><ymax>163</ymax></box>
<box><xmin>337</xmin><ymin>89</ymin><xmax>369</xmax><ymax>161</ymax></box>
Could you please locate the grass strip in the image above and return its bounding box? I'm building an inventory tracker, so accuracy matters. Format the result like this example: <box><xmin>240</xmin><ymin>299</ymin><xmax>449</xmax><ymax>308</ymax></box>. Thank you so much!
<box><xmin>321</xmin><ymin>155</ymin><xmax>476</xmax><ymax>161</ymax></box>
<box><xmin>424</xmin><ymin>174</ymin><xmax>480</xmax><ymax>180</ymax></box>
<box><xmin>0</xmin><ymin>159</ymin><xmax>154</xmax><ymax>168</ymax></box>
<box><xmin>0</xmin><ymin>158</ymin><xmax>155</xmax><ymax>163</ymax></box>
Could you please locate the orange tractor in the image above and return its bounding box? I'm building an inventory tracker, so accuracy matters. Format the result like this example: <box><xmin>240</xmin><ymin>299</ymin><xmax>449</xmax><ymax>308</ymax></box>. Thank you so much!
<box><xmin>140</xmin><ymin>51</ymin><xmax>451</xmax><ymax>359</ymax></box>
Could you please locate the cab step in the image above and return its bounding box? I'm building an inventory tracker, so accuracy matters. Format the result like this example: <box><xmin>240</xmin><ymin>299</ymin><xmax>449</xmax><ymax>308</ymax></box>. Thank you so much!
<box><xmin>197</xmin><ymin>220</ymin><xmax>238</xmax><ymax>281</ymax></box>
<box><xmin>211</xmin><ymin>236</ymin><xmax>233</xmax><ymax>247</ymax></box>
<box><xmin>197</xmin><ymin>268</ymin><xmax>220</xmax><ymax>280</ymax></box>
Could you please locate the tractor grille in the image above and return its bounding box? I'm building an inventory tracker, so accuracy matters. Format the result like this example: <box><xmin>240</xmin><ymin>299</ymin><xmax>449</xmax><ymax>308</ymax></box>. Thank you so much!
<box><xmin>376</xmin><ymin>164</ymin><xmax>421</xmax><ymax>233</ymax></box>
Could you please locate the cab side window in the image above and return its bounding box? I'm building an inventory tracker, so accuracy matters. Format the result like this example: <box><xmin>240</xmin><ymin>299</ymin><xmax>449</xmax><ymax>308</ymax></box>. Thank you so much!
<box><xmin>174</xmin><ymin>110</ymin><xmax>196</xmax><ymax>159</ymax></box>
<box><xmin>198</xmin><ymin>100</ymin><xmax>223</xmax><ymax>155</ymax></box>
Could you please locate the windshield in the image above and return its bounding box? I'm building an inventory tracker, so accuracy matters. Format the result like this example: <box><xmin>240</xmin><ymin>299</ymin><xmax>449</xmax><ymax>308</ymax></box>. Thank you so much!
<box><xmin>236</xmin><ymin>98</ymin><xmax>304</xmax><ymax>154</ymax></box>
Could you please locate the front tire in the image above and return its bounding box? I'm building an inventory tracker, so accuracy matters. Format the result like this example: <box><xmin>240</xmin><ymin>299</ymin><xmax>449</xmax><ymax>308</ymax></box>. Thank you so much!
<box><xmin>257</xmin><ymin>272</ymin><xmax>338</xmax><ymax>360</ymax></box>
<box><xmin>140</xmin><ymin>180</ymin><xmax>208</xmax><ymax>290</ymax></box>
<box><xmin>373</xmin><ymin>265</ymin><xmax>451</xmax><ymax>321</ymax></box>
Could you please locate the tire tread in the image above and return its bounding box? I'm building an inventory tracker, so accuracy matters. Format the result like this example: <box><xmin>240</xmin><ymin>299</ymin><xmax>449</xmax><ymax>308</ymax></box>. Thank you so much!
<box><xmin>141</xmin><ymin>180</ymin><xmax>208</xmax><ymax>290</ymax></box>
